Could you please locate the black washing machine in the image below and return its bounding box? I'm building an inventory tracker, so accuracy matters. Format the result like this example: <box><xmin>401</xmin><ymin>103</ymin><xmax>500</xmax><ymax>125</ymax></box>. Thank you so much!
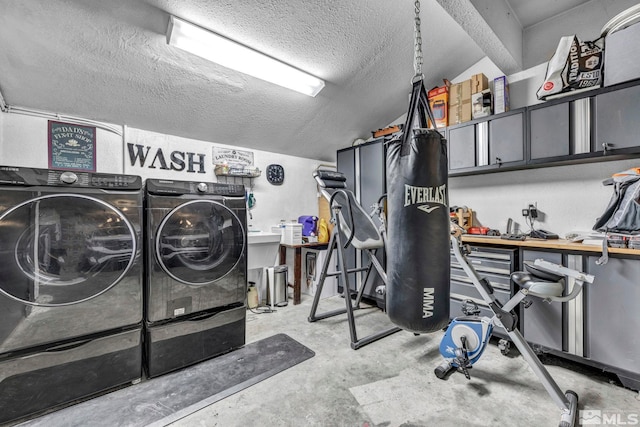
<box><xmin>144</xmin><ymin>179</ymin><xmax>247</xmax><ymax>377</ymax></box>
<box><xmin>0</xmin><ymin>166</ymin><xmax>143</xmax><ymax>424</ymax></box>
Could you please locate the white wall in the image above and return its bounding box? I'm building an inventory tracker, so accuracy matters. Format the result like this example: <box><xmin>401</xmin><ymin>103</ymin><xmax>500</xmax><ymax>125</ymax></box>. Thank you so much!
<box><xmin>450</xmin><ymin>159</ymin><xmax>638</xmax><ymax>236</ymax></box>
<box><xmin>0</xmin><ymin>111</ymin><xmax>329</xmax><ymax>234</ymax></box>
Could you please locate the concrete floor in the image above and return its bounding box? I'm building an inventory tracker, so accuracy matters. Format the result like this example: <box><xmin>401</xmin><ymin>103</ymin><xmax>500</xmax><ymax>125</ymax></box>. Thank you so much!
<box><xmin>167</xmin><ymin>294</ymin><xmax>640</xmax><ymax>427</ymax></box>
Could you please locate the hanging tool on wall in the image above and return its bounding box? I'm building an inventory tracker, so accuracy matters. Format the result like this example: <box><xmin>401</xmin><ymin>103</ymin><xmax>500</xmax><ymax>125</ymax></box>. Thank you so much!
<box><xmin>246</xmin><ymin>186</ymin><xmax>256</xmax><ymax>220</ymax></box>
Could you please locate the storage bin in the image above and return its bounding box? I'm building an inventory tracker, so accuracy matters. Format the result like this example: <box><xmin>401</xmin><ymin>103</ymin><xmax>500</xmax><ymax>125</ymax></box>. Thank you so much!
<box><xmin>282</xmin><ymin>223</ymin><xmax>302</xmax><ymax>245</ymax></box>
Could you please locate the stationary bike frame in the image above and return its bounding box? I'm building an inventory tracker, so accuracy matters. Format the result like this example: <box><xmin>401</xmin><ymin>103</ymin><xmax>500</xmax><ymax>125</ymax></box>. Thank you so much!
<box><xmin>438</xmin><ymin>234</ymin><xmax>595</xmax><ymax>427</ymax></box>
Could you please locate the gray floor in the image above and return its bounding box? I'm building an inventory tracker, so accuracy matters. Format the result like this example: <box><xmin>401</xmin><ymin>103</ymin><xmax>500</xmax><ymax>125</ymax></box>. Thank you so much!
<box><xmin>166</xmin><ymin>294</ymin><xmax>639</xmax><ymax>427</ymax></box>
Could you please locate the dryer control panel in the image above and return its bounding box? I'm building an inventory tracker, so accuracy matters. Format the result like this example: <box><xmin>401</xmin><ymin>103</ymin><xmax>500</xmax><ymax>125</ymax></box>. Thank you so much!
<box><xmin>0</xmin><ymin>165</ymin><xmax>142</xmax><ymax>190</ymax></box>
<box><xmin>146</xmin><ymin>179</ymin><xmax>244</xmax><ymax>197</ymax></box>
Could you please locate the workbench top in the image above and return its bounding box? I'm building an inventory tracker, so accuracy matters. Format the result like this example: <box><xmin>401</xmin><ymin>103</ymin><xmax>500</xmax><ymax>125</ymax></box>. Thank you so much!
<box><xmin>460</xmin><ymin>235</ymin><xmax>640</xmax><ymax>256</ymax></box>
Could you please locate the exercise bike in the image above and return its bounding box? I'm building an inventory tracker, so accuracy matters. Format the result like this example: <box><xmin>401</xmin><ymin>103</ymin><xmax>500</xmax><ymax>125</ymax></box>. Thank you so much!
<box><xmin>436</xmin><ymin>231</ymin><xmax>595</xmax><ymax>427</ymax></box>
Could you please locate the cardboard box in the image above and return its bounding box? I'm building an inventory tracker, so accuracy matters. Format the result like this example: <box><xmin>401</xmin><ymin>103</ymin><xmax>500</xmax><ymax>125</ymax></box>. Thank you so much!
<box><xmin>427</xmin><ymin>85</ymin><xmax>448</xmax><ymax>128</ymax></box>
<box><xmin>472</xmin><ymin>89</ymin><xmax>492</xmax><ymax>119</ymax></box>
<box><xmin>471</xmin><ymin>73</ymin><xmax>489</xmax><ymax>94</ymax></box>
<box><xmin>448</xmin><ymin>79</ymin><xmax>472</xmax><ymax>125</ymax></box>
<box><xmin>493</xmin><ymin>76</ymin><xmax>509</xmax><ymax>114</ymax></box>
<box><xmin>604</xmin><ymin>22</ymin><xmax>640</xmax><ymax>87</ymax></box>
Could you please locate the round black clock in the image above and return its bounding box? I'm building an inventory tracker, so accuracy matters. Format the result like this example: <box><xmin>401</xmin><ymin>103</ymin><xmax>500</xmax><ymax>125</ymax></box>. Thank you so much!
<box><xmin>266</xmin><ymin>164</ymin><xmax>285</xmax><ymax>185</ymax></box>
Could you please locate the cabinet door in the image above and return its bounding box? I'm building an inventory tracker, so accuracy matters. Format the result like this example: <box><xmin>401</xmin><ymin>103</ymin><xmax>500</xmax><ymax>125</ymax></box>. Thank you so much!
<box><xmin>529</xmin><ymin>102</ymin><xmax>570</xmax><ymax>160</ymax></box>
<box><xmin>488</xmin><ymin>112</ymin><xmax>524</xmax><ymax>165</ymax></box>
<box><xmin>336</xmin><ymin>148</ymin><xmax>357</xmax><ymax>294</ymax></box>
<box><xmin>594</xmin><ymin>84</ymin><xmax>640</xmax><ymax>152</ymax></box>
<box><xmin>521</xmin><ymin>250</ymin><xmax>564</xmax><ymax>351</ymax></box>
<box><xmin>448</xmin><ymin>124</ymin><xmax>476</xmax><ymax>170</ymax></box>
<box><xmin>359</xmin><ymin>141</ymin><xmax>385</xmax><ymax>299</ymax></box>
<box><xmin>585</xmin><ymin>256</ymin><xmax>640</xmax><ymax>374</ymax></box>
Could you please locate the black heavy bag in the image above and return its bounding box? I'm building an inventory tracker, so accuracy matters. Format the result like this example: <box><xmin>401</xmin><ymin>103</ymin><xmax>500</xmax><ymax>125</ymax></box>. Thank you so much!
<box><xmin>386</xmin><ymin>79</ymin><xmax>450</xmax><ymax>333</ymax></box>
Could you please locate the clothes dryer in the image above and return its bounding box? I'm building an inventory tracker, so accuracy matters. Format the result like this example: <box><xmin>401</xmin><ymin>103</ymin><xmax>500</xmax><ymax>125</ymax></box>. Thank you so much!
<box><xmin>0</xmin><ymin>166</ymin><xmax>143</xmax><ymax>424</ymax></box>
<box><xmin>145</xmin><ymin>179</ymin><xmax>247</xmax><ymax>377</ymax></box>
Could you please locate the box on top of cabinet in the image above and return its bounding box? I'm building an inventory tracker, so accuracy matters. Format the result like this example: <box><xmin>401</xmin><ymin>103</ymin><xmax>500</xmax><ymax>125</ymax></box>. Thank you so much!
<box><xmin>472</xmin><ymin>89</ymin><xmax>492</xmax><ymax>119</ymax></box>
<box><xmin>449</xmin><ymin>80</ymin><xmax>472</xmax><ymax>125</ymax></box>
<box><xmin>494</xmin><ymin>76</ymin><xmax>510</xmax><ymax>114</ymax></box>
<box><xmin>428</xmin><ymin>85</ymin><xmax>448</xmax><ymax>128</ymax></box>
<box><xmin>472</xmin><ymin>73</ymin><xmax>489</xmax><ymax>94</ymax></box>
<box><xmin>604</xmin><ymin>22</ymin><xmax>640</xmax><ymax>87</ymax></box>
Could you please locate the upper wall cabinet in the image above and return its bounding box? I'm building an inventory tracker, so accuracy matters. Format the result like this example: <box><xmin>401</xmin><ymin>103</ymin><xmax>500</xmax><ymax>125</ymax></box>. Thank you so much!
<box><xmin>448</xmin><ymin>123</ymin><xmax>477</xmax><ymax>171</ymax></box>
<box><xmin>488</xmin><ymin>110</ymin><xmax>525</xmax><ymax>167</ymax></box>
<box><xmin>447</xmin><ymin>109</ymin><xmax>525</xmax><ymax>175</ymax></box>
<box><xmin>529</xmin><ymin>102</ymin><xmax>571</xmax><ymax>160</ymax></box>
<box><xmin>447</xmin><ymin>79</ymin><xmax>640</xmax><ymax>176</ymax></box>
<box><xmin>593</xmin><ymin>83</ymin><xmax>640</xmax><ymax>154</ymax></box>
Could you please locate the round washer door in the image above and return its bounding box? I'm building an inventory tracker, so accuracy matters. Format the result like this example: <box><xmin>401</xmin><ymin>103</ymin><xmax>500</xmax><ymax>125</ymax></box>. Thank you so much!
<box><xmin>155</xmin><ymin>199</ymin><xmax>245</xmax><ymax>285</ymax></box>
<box><xmin>0</xmin><ymin>194</ymin><xmax>137</xmax><ymax>306</ymax></box>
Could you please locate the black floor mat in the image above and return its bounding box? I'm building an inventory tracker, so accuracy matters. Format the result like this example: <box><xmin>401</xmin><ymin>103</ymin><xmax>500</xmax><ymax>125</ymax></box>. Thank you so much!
<box><xmin>20</xmin><ymin>334</ymin><xmax>315</xmax><ymax>427</ymax></box>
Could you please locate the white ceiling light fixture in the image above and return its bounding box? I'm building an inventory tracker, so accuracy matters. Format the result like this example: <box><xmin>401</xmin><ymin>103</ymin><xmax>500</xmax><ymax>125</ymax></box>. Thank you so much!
<box><xmin>167</xmin><ymin>16</ymin><xmax>325</xmax><ymax>97</ymax></box>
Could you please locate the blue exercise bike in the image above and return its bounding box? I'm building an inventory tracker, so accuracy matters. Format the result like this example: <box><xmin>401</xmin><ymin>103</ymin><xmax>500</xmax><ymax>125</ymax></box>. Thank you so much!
<box><xmin>436</xmin><ymin>232</ymin><xmax>595</xmax><ymax>427</ymax></box>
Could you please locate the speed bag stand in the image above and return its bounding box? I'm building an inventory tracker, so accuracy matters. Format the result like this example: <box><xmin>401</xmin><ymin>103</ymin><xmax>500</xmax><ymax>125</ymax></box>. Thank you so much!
<box><xmin>386</xmin><ymin>78</ymin><xmax>450</xmax><ymax>333</ymax></box>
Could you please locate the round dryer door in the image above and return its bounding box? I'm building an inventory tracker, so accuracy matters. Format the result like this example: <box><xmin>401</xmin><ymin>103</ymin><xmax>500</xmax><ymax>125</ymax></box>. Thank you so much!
<box><xmin>155</xmin><ymin>200</ymin><xmax>245</xmax><ymax>285</ymax></box>
<box><xmin>0</xmin><ymin>194</ymin><xmax>137</xmax><ymax>306</ymax></box>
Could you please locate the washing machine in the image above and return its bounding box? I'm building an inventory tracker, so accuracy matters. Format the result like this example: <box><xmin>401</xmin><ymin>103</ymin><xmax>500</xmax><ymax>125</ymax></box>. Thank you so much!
<box><xmin>0</xmin><ymin>165</ymin><xmax>144</xmax><ymax>424</ymax></box>
<box><xmin>144</xmin><ymin>178</ymin><xmax>247</xmax><ymax>377</ymax></box>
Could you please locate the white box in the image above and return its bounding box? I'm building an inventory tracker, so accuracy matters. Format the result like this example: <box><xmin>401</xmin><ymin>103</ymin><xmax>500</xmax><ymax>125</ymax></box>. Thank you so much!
<box><xmin>282</xmin><ymin>223</ymin><xmax>302</xmax><ymax>245</ymax></box>
<box><xmin>493</xmin><ymin>76</ymin><xmax>509</xmax><ymax>114</ymax></box>
<box><xmin>302</xmin><ymin>249</ymin><xmax>337</xmax><ymax>298</ymax></box>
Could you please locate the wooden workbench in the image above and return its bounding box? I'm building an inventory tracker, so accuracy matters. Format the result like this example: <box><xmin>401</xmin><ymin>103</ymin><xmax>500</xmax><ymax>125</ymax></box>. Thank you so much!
<box><xmin>460</xmin><ymin>235</ymin><xmax>640</xmax><ymax>256</ymax></box>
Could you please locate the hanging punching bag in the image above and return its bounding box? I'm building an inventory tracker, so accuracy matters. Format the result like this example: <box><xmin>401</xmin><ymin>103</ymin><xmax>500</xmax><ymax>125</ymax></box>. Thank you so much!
<box><xmin>386</xmin><ymin>78</ymin><xmax>450</xmax><ymax>333</ymax></box>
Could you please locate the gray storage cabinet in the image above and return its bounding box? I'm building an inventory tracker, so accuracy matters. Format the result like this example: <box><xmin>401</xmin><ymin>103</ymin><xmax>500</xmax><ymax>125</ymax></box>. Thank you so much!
<box><xmin>449</xmin><ymin>245</ymin><xmax>517</xmax><ymax>337</ymax></box>
<box><xmin>336</xmin><ymin>138</ymin><xmax>386</xmax><ymax>303</ymax></box>
<box><xmin>358</xmin><ymin>140</ymin><xmax>386</xmax><ymax>302</ymax></box>
<box><xmin>585</xmin><ymin>255</ymin><xmax>640</xmax><ymax>390</ymax></box>
<box><xmin>448</xmin><ymin>124</ymin><xmax>476</xmax><ymax>170</ymax></box>
<box><xmin>529</xmin><ymin>102</ymin><xmax>570</xmax><ymax>160</ymax></box>
<box><xmin>336</xmin><ymin>147</ymin><xmax>357</xmax><ymax>296</ymax></box>
<box><xmin>520</xmin><ymin>250</ymin><xmax>564</xmax><ymax>352</ymax></box>
<box><xmin>488</xmin><ymin>111</ymin><xmax>525</xmax><ymax>166</ymax></box>
<box><xmin>593</xmin><ymin>83</ymin><xmax>640</xmax><ymax>153</ymax></box>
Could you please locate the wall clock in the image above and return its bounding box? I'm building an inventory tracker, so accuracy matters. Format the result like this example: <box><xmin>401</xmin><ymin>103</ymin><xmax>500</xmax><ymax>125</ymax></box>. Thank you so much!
<box><xmin>266</xmin><ymin>164</ymin><xmax>285</xmax><ymax>185</ymax></box>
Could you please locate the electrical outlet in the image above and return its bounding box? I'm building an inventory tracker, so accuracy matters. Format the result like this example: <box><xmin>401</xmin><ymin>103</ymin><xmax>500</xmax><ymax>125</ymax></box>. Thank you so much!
<box><xmin>522</xmin><ymin>203</ymin><xmax>538</xmax><ymax>219</ymax></box>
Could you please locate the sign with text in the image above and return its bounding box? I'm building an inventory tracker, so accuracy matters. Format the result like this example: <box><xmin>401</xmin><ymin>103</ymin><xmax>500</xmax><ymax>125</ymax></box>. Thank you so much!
<box><xmin>213</xmin><ymin>147</ymin><xmax>254</xmax><ymax>166</ymax></box>
<box><xmin>124</xmin><ymin>129</ymin><xmax>210</xmax><ymax>180</ymax></box>
<box><xmin>48</xmin><ymin>121</ymin><xmax>96</xmax><ymax>171</ymax></box>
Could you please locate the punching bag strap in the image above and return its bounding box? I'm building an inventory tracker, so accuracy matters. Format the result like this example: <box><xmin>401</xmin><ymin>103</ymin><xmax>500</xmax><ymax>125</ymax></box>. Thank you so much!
<box><xmin>401</xmin><ymin>1</ymin><xmax>438</xmax><ymax>157</ymax></box>
<box><xmin>400</xmin><ymin>80</ymin><xmax>438</xmax><ymax>157</ymax></box>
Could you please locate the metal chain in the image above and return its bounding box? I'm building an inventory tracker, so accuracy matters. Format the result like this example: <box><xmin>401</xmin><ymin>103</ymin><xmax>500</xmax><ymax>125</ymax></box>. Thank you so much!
<box><xmin>413</xmin><ymin>0</ymin><xmax>423</xmax><ymax>80</ymax></box>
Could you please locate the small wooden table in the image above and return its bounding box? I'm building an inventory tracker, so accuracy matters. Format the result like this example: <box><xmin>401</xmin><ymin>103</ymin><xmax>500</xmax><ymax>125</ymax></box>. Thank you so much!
<box><xmin>279</xmin><ymin>242</ymin><xmax>329</xmax><ymax>305</ymax></box>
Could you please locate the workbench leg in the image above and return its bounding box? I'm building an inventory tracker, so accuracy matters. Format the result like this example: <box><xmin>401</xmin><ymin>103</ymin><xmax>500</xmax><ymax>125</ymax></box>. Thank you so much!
<box><xmin>293</xmin><ymin>247</ymin><xmax>302</xmax><ymax>305</ymax></box>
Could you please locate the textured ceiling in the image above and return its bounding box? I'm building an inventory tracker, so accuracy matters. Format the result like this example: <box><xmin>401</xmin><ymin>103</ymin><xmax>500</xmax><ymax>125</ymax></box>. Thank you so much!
<box><xmin>0</xmin><ymin>0</ymin><xmax>590</xmax><ymax>162</ymax></box>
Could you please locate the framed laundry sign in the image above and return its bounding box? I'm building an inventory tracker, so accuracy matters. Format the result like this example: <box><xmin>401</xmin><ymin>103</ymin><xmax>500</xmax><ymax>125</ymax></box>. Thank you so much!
<box><xmin>213</xmin><ymin>147</ymin><xmax>254</xmax><ymax>166</ymax></box>
<box><xmin>48</xmin><ymin>120</ymin><xmax>96</xmax><ymax>172</ymax></box>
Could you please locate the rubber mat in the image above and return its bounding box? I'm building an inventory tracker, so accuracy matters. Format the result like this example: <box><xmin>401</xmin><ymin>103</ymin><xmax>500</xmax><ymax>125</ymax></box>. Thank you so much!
<box><xmin>20</xmin><ymin>333</ymin><xmax>315</xmax><ymax>427</ymax></box>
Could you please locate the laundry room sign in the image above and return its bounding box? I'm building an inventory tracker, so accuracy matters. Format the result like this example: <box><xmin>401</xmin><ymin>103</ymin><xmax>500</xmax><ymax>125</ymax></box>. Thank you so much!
<box><xmin>213</xmin><ymin>147</ymin><xmax>254</xmax><ymax>166</ymax></box>
<box><xmin>48</xmin><ymin>121</ymin><xmax>96</xmax><ymax>172</ymax></box>
<box><xmin>124</xmin><ymin>129</ymin><xmax>210</xmax><ymax>180</ymax></box>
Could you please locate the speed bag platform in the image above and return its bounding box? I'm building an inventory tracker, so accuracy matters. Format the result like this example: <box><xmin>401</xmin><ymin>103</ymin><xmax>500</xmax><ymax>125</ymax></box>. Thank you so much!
<box><xmin>385</xmin><ymin>80</ymin><xmax>450</xmax><ymax>334</ymax></box>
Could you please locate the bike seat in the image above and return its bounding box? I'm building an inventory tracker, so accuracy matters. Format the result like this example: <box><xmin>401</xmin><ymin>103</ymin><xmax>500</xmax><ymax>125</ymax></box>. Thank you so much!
<box><xmin>511</xmin><ymin>262</ymin><xmax>565</xmax><ymax>298</ymax></box>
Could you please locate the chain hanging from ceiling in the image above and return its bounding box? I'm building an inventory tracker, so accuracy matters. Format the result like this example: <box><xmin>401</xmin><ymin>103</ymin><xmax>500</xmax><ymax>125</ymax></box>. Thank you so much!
<box><xmin>413</xmin><ymin>0</ymin><xmax>423</xmax><ymax>81</ymax></box>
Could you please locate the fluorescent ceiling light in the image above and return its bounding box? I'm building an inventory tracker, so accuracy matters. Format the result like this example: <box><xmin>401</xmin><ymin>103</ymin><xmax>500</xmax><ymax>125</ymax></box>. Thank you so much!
<box><xmin>167</xmin><ymin>16</ymin><xmax>325</xmax><ymax>97</ymax></box>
